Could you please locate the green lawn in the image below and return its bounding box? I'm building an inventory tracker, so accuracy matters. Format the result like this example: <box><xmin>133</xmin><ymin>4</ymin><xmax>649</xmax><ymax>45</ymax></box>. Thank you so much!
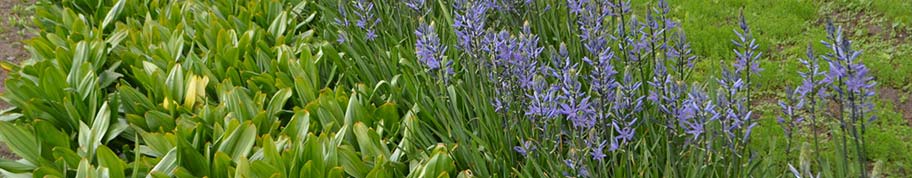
<box><xmin>656</xmin><ymin>0</ymin><xmax>912</xmax><ymax>176</ymax></box>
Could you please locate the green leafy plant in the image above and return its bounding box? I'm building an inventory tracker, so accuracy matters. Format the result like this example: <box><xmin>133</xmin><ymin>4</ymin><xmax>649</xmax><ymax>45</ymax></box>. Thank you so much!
<box><xmin>0</xmin><ymin>0</ymin><xmax>458</xmax><ymax>177</ymax></box>
<box><xmin>1</xmin><ymin>0</ymin><xmax>908</xmax><ymax>177</ymax></box>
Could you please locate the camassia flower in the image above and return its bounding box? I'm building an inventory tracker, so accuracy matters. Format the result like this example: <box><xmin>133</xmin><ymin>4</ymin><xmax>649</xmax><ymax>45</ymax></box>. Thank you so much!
<box><xmin>572</xmin><ymin>0</ymin><xmax>615</xmax><ymax>56</ymax></box>
<box><xmin>405</xmin><ymin>0</ymin><xmax>426</xmax><ymax>13</ymax></box>
<box><xmin>732</xmin><ymin>12</ymin><xmax>762</xmax><ymax>75</ymax></box>
<box><xmin>716</xmin><ymin>64</ymin><xmax>756</xmax><ymax>149</ymax></box>
<box><xmin>650</xmin><ymin>76</ymin><xmax>686</xmax><ymax>130</ymax></box>
<box><xmin>415</xmin><ymin>21</ymin><xmax>452</xmax><ymax>76</ymax></box>
<box><xmin>588</xmin><ymin>140</ymin><xmax>608</xmax><ymax>161</ymax></box>
<box><xmin>621</xmin><ymin>16</ymin><xmax>651</xmax><ymax>63</ymax></box>
<box><xmin>818</xmin><ymin>20</ymin><xmax>877</xmax><ymax>177</ymax></box>
<box><xmin>554</xmin><ymin>58</ymin><xmax>596</xmax><ymax>129</ymax></box>
<box><xmin>489</xmin><ymin>22</ymin><xmax>544</xmax><ymax>117</ymax></box>
<box><xmin>525</xmin><ymin>74</ymin><xmax>559</xmax><ymax>120</ymax></box>
<box><xmin>669</xmin><ymin>29</ymin><xmax>697</xmax><ymax>77</ymax></box>
<box><xmin>778</xmin><ymin>86</ymin><xmax>805</xmax><ymax>138</ymax></box>
<box><xmin>454</xmin><ymin>1</ymin><xmax>489</xmax><ymax>54</ymax></box>
<box><xmin>335</xmin><ymin>5</ymin><xmax>350</xmax><ymax>43</ymax></box>
<box><xmin>798</xmin><ymin>45</ymin><xmax>827</xmax><ymax>100</ymax></box>
<box><xmin>335</xmin><ymin>0</ymin><xmax>381</xmax><ymax>42</ymax></box>
<box><xmin>567</xmin><ymin>0</ymin><xmax>584</xmax><ymax>15</ymax></box>
<box><xmin>820</xmin><ymin>20</ymin><xmax>877</xmax><ymax>123</ymax></box>
<box><xmin>609</xmin><ymin>72</ymin><xmax>643</xmax><ymax>150</ymax></box>
<box><xmin>680</xmin><ymin>85</ymin><xmax>717</xmax><ymax>144</ymax></box>
<box><xmin>353</xmin><ymin>0</ymin><xmax>380</xmax><ymax>40</ymax></box>
<box><xmin>514</xmin><ymin>139</ymin><xmax>536</xmax><ymax>157</ymax></box>
<box><xmin>586</xmin><ymin>44</ymin><xmax>618</xmax><ymax>111</ymax></box>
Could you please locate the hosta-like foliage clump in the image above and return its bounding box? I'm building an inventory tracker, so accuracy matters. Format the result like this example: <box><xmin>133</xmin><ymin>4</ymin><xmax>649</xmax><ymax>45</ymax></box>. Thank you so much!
<box><xmin>0</xmin><ymin>0</ymin><xmax>454</xmax><ymax>177</ymax></box>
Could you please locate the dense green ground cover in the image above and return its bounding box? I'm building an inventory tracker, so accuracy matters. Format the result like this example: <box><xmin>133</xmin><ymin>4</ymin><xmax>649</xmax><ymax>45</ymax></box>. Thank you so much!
<box><xmin>0</xmin><ymin>0</ymin><xmax>908</xmax><ymax>177</ymax></box>
<box><xmin>659</xmin><ymin>1</ymin><xmax>912</xmax><ymax>176</ymax></box>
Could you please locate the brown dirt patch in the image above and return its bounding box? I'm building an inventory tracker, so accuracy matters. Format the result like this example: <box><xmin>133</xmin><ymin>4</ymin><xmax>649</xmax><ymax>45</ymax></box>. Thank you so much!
<box><xmin>879</xmin><ymin>87</ymin><xmax>912</xmax><ymax>125</ymax></box>
<box><xmin>0</xmin><ymin>0</ymin><xmax>33</xmax><ymax>160</ymax></box>
<box><xmin>750</xmin><ymin>95</ymin><xmax>778</xmax><ymax>120</ymax></box>
<box><xmin>0</xmin><ymin>0</ymin><xmax>32</xmax><ymax>107</ymax></box>
<box><xmin>818</xmin><ymin>3</ymin><xmax>912</xmax><ymax>46</ymax></box>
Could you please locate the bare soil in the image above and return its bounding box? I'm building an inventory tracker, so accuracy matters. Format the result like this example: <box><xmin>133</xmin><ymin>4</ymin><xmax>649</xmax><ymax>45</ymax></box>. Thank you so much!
<box><xmin>750</xmin><ymin>95</ymin><xmax>778</xmax><ymax>120</ymax></box>
<box><xmin>0</xmin><ymin>0</ymin><xmax>32</xmax><ymax>160</ymax></box>
<box><xmin>818</xmin><ymin>3</ymin><xmax>912</xmax><ymax>46</ymax></box>
<box><xmin>0</xmin><ymin>0</ymin><xmax>30</xmax><ymax>106</ymax></box>
<box><xmin>879</xmin><ymin>88</ymin><xmax>912</xmax><ymax>125</ymax></box>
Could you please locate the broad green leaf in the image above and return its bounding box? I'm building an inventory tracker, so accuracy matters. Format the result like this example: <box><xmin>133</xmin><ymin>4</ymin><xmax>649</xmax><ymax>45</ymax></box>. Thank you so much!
<box><xmin>67</xmin><ymin>43</ymin><xmax>100</xmax><ymax>103</ymax></box>
<box><xmin>142</xmin><ymin>61</ymin><xmax>161</xmax><ymax>76</ymax></box>
<box><xmin>308</xmin><ymin>90</ymin><xmax>344</xmax><ymax>130</ymax></box>
<box><xmin>53</xmin><ymin>147</ymin><xmax>82</xmax><ymax>168</ymax></box>
<box><xmin>412</xmin><ymin>144</ymin><xmax>455</xmax><ymax>178</ymax></box>
<box><xmin>289</xmin><ymin>57</ymin><xmax>318</xmax><ymax>105</ymax></box>
<box><xmin>149</xmin><ymin>148</ymin><xmax>178</xmax><ymax>177</ymax></box>
<box><xmin>283</xmin><ymin>110</ymin><xmax>311</xmax><ymax>142</ymax></box>
<box><xmin>105</xmin><ymin>27</ymin><xmax>128</xmax><ymax>52</ymax></box>
<box><xmin>267</xmin><ymin>11</ymin><xmax>289</xmax><ymax>37</ymax></box>
<box><xmin>366</xmin><ymin>163</ymin><xmax>393</xmax><ymax>178</ymax></box>
<box><xmin>342</xmin><ymin>92</ymin><xmax>365</xmax><ymax>144</ymax></box>
<box><xmin>259</xmin><ymin>134</ymin><xmax>283</xmax><ymax>170</ymax></box>
<box><xmin>0</xmin><ymin>122</ymin><xmax>42</xmax><ymax>165</ymax></box>
<box><xmin>327</xmin><ymin>167</ymin><xmax>345</xmax><ymax>178</ymax></box>
<box><xmin>118</xmin><ymin>85</ymin><xmax>155</xmax><ymax>114</ymax></box>
<box><xmin>125</xmin><ymin>114</ymin><xmax>149</xmax><ymax>132</ymax></box>
<box><xmin>137</xmin><ymin>130</ymin><xmax>174</xmax><ymax>157</ymax></box>
<box><xmin>353</xmin><ymin>122</ymin><xmax>389</xmax><ymax>160</ymax></box>
<box><xmin>105</xmin><ymin>118</ymin><xmax>129</xmax><ymax>143</ymax></box>
<box><xmin>149</xmin><ymin>172</ymin><xmax>171</xmax><ymax>178</ymax></box>
<box><xmin>222</xmin><ymin>87</ymin><xmax>257</xmax><ymax>121</ymax></box>
<box><xmin>301</xmin><ymin>134</ymin><xmax>326</xmax><ymax>176</ymax></box>
<box><xmin>96</xmin><ymin>145</ymin><xmax>125</xmax><ymax>178</ymax></box>
<box><xmin>101</xmin><ymin>0</ymin><xmax>125</xmax><ymax>29</ymax></box>
<box><xmin>76</xmin><ymin>121</ymin><xmax>96</xmax><ymax>154</ymax></box>
<box><xmin>367</xmin><ymin>152</ymin><xmax>396</xmax><ymax>177</ymax></box>
<box><xmin>0</xmin><ymin>159</ymin><xmax>35</xmax><ymax>173</ymax></box>
<box><xmin>34</xmin><ymin>121</ymin><xmax>70</xmax><ymax>149</ymax></box>
<box><xmin>262</xmin><ymin>88</ymin><xmax>292</xmax><ymax>133</ymax></box>
<box><xmin>338</xmin><ymin>145</ymin><xmax>369</xmax><ymax>178</ymax></box>
<box><xmin>167</xmin><ymin>29</ymin><xmax>185</xmax><ymax>62</ymax></box>
<box><xmin>300</xmin><ymin>161</ymin><xmax>316</xmax><ymax>177</ymax></box>
<box><xmin>234</xmin><ymin>156</ymin><xmax>250</xmax><ymax>178</ymax></box>
<box><xmin>76</xmin><ymin>159</ymin><xmax>94</xmax><ymax>178</ymax></box>
<box><xmin>392</xmin><ymin>105</ymin><xmax>420</xmax><ymax>162</ymax></box>
<box><xmin>211</xmin><ymin>152</ymin><xmax>233</xmax><ymax>178</ymax></box>
<box><xmin>375</xmin><ymin>102</ymin><xmax>399</xmax><ymax>136</ymax></box>
<box><xmin>33</xmin><ymin>166</ymin><xmax>65</xmax><ymax>177</ymax></box>
<box><xmin>89</xmin><ymin>102</ymin><xmax>112</xmax><ymax>149</ymax></box>
<box><xmin>173</xmin><ymin>167</ymin><xmax>197</xmax><ymax>178</ymax></box>
<box><xmin>145</xmin><ymin>110</ymin><xmax>176</xmax><ymax>131</ymax></box>
<box><xmin>0</xmin><ymin>113</ymin><xmax>22</xmax><ymax>122</ymax></box>
<box><xmin>217</xmin><ymin>123</ymin><xmax>256</xmax><ymax>161</ymax></box>
<box><xmin>366</xmin><ymin>169</ymin><xmax>392</xmax><ymax>178</ymax></box>
<box><xmin>177</xmin><ymin>138</ymin><xmax>209</xmax><ymax>176</ymax></box>
<box><xmin>250</xmin><ymin>161</ymin><xmax>282</xmax><ymax>178</ymax></box>
<box><xmin>98</xmin><ymin>61</ymin><xmax>123</xmax><ymax>88</ymax></box>
<box><xmin>165</xmin><ymin>64</ymin><xmax>185</xmax><ymax>106</ymax></box>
